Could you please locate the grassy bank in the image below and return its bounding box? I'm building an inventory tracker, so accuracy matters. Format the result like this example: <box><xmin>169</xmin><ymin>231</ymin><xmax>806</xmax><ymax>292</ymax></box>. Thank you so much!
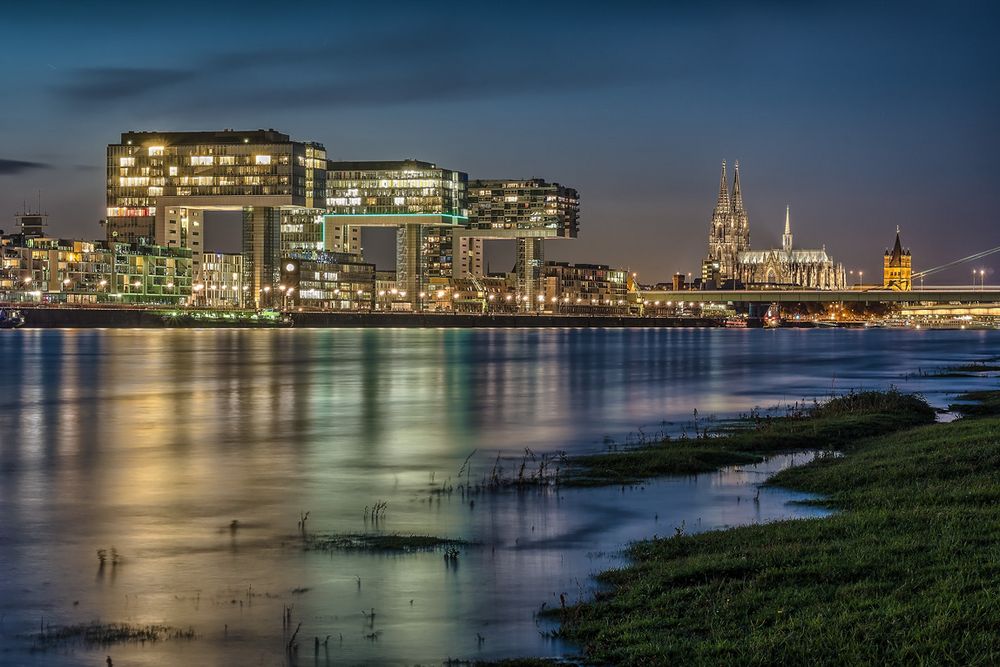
<box><xmin>550</xmin><ymin>391</ymin><xmax>1000</xmax><ymax>664</ymax></box>
<box><xmin>565</xmin><ymin>389</ymin><xmax>935</xmax><ymax>486</ymax></box>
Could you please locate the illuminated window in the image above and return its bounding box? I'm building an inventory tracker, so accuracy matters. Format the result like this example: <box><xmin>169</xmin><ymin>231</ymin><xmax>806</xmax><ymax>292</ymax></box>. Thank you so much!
<box><xmin>190</xmin><ymin>156</ymin><xmax>213</xmax><ymax>166</ymax></box>
<box><xmin>168</xmin><ymin>166</ymin><xmax>178</xmax><ymax>176</ymax></box>
<box><xmin>218</xmin><ymin>155</ymin><xmax>235</xmax><ymax>165</ymax></box>
<box><xmin>255</xmin><ymin>155</ymin><xmax>272</xmax><ymax>165</ymax></box>
<box><xmin>148</xmin><ymin>146</ymin><xmax>164</xmax><ymax>156</ymax></box>
<box><xmin>119</xmin><ymin>157</ymin><xmax>135</xmax><ymax>167</ymax></box>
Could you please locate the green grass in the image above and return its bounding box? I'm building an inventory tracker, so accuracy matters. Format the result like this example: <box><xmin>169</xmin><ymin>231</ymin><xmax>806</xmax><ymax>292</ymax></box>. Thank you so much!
<box><xmin>946</xmin><ymin>362</ymin><xmax>1000</xmax><ymax>373</ymax></box>
<box><xmin>565</xmin><ymin>389</ymin><xmax>935</xmax><ymax>486</ymax></box>
<box><xmin>949</xmin><ymin>390</ymin><xmax>1000</xmax><ymax>418</ymax></box>
<box><xmin>550</xmin><ymin>394</ymin><xmax>1000</xmax><ymax>665</ymax></box>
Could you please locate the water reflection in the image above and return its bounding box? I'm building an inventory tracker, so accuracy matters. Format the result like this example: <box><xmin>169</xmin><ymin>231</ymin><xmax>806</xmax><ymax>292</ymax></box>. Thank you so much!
<box><xmin>0</xmin><ymin>328</ymin><xmax>996</xmax><ymax>664</ymax></box>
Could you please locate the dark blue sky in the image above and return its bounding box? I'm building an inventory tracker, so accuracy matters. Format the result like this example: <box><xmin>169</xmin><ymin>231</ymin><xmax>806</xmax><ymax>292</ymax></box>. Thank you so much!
<box><xmin>1</xmin><ymin>0</ymin><xmax>998</xmax><ymax>283</ymax></box>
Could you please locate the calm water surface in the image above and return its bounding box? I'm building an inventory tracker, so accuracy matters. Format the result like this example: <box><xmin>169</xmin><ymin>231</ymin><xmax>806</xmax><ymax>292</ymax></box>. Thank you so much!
<box><xmin>0</xmin><ymin>328</ymin><xmax>997</xmax><ymax>665</ymax></box>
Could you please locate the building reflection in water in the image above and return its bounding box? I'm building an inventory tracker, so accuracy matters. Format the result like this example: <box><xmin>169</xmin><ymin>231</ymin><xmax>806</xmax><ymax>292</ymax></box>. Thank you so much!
<box><xmin>0</xmin><ymin>328</ymin><xmax>995</xmax><ymax>664</ymax></box>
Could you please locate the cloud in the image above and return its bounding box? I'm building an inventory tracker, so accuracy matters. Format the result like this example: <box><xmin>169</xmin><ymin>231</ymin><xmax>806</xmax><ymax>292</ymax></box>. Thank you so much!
<box><xmin>49</xmin><ymin>15</ymin><xmax>668</xmax><ymax>112</ymax></box>
<box><xmin>0</xmin><ymin>159</ymin><xmax>51</xmax><ymax>175</ymax></box>
<box><xmin>56</xmin><ymin>67</ymin><xmax>196</xmax><ymax>102</ymax></box>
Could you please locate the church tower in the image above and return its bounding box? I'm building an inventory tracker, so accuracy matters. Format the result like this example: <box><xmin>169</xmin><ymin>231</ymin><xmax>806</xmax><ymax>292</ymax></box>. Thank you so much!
<box><xmin>883</xmin><ymin>227</ymin><xmax>912</xmax><ymax>290</ymax></box>
<box><xmin>731</xmin><ymin>161</ymin><xmax>750</xmax><ymax>256</ymax></box>
<box><xmin>706</xmin><ymin>160</ymin><xmax>751</xmax><ymax>282</ymax></box>
<box><xmin>706</xmin><ymin>161</ymin><xmax>732</xmax><ymax>277</ymax></box>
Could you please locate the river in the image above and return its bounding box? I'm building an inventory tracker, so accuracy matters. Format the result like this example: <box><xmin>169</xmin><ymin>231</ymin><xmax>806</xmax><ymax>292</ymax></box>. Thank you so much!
<box><xmin>0</xmin><ymin>328</ymin><xmax>997</xmax><ymax>665</ymax></box>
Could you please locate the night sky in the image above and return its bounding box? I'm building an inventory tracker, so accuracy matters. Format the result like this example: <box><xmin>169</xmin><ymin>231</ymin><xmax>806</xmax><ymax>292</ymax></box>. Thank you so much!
<box><xmin>1</xmin><ymin>0</ymin><xmax>998</xmax><ymax>283</ymax></box>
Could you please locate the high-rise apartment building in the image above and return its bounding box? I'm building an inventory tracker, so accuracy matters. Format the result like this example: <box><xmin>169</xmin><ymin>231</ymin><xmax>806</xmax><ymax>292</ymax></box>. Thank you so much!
<box><xmin>465</xmin><ymin>179</ymin><xmax>580</xmax><ymax>307</ymax></box>
<box><xmin>106</xmin><ymin>129</ymin><xmax>326</xmax><ymax>305</ymax></box>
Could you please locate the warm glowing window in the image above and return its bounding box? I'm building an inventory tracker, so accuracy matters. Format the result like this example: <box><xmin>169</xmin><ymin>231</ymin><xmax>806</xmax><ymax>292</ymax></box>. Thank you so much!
<box><xmin>255</xmin><ymin>155</ymin><xmax>272</xmax><ymax>165</ymax></box>
<box><xmin>168</xmin><ymin>166</ymin><xmax>178</xmax><ymax>176</ymax></box>
<box><xmin>190</xmin><ymin>156</ymin><xmax>213</xmax><ymax>166</ymax></box>
<box><xmin>119</xmin><ymin>157</ymin><xmax>135</xmax><ymax>167</ymax></box>
<box><xmin>218</xmin><ymin>156</ymin><xmax>235</xmax><ymax>165</ymax></box>
<box><xmin>148</xmin><ymin>146</ymin><xmax>164</xmax><ymax>156</ymax></box>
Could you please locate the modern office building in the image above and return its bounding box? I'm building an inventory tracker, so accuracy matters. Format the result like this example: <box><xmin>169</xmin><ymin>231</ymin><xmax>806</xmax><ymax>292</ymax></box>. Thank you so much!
<box><xmin>106</xmin><ymin>129</ymin><xmax>326</xmax><ymax>305</ymax></box>
<box><xmin>465</xmin><ymin>179</ymin><xmax>580</xmax><ymax>308</ymax></box>
<box><xmin>326</xmin><ymin>159</ymin><xmax>467</xmax><ymax>301</ymax></box>
<box><xmin>279</xmin><ymin>252</ymin><xmax>375</xmax><ymax>310</ymax></box>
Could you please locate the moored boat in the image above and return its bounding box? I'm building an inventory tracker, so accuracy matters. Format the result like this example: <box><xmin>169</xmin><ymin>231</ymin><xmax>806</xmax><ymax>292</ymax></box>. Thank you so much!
<box><xmin>0</xmin><ymin>309</ymin><xmax>25</xmax><ymax>329</ymax></box>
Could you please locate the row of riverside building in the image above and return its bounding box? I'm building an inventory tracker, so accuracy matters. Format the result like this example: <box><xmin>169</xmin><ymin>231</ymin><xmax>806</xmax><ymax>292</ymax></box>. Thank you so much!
<box><xmin>0</xmin><ymin>228</ymin><xmax>630</xmax><ymax>312</ymax></box>
<box><xmin>2</xmin><ymin>129</ymin><xmax>633</xmax><ymax>312</ymax></box>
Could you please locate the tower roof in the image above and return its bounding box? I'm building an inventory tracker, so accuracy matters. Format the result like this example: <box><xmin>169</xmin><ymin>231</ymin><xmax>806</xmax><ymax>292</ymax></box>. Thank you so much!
<box><xmin>887</xmin><ymin>226</ymin><xmax>909</xmax><ymax>265</ymax></box>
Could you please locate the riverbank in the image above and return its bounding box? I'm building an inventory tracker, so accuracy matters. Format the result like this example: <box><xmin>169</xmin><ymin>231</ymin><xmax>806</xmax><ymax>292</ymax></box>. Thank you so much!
<box><xmin>549</xmin><ymin>390</ymin><xmax>1000</xmax><ymax>664</ymax></box>
<box><xmin>12</xmin><ymin>306</ymin><xmax>719</xmax><ymax>328</ymax></box>
<box><xmin>564</xmin><ymin>389</ymin><xmax>936</xmax><ymax>486</ymax></box>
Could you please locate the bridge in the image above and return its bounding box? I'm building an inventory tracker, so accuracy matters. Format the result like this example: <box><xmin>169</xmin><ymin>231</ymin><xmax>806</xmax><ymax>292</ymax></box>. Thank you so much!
<box><xmin>637</xmin><ymin>288</ymin><xmax>1000</xmax><ymax>305</ymax></box>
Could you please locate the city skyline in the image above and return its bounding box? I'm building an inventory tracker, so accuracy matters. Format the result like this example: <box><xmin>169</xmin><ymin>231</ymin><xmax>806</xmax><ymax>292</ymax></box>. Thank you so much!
<box><xmin>1</xmin><ymin>1</ymin><xmax>998</xmax><ymax>283</ymax></box>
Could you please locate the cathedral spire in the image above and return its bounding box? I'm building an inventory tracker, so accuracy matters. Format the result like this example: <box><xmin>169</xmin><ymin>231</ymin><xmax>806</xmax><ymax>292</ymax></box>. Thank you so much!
<box><xmin>782</xmin><ymin>205</ymin><xmax>793</xmax><ymax>252</ymax></box>
<box><xmin>732</xmin><ymin>160</ymin><xmax>743</xmax><ymax>212</ymax></box>
<box><xmin>715</xmin><ymin>160</ymin><xmax>730</xmax><ymax>213</ymax></box>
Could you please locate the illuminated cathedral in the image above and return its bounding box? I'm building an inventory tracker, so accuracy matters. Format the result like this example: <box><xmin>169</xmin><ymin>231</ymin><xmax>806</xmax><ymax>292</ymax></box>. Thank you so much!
<box><xmin>705</xmin><ymin>161</ymin><xmax>845</xmax><ymax>290</ymax></box>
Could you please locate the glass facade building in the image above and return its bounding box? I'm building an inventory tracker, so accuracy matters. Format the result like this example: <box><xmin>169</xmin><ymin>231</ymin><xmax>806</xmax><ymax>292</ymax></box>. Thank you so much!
<box><xmin>106</xmin><ymin>129</ymin><xmax>326</xmax><ymax>306</ymax></box>
<box><xmin>279</xmin><ymin>253</ymin><xmax>375</xmax><ymax>310</ymax></box>
<box><xmin>326</xmin><ymin>160</ymin><xmax>468</xmax><ymax>301</ymax></box>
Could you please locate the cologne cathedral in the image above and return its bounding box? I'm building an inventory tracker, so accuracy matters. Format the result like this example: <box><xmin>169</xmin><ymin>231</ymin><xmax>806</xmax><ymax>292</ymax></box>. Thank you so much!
<box><xmin>705</xmin><ymin>161</ymin><xmax>845</xmax><ymax>289</ymax></box>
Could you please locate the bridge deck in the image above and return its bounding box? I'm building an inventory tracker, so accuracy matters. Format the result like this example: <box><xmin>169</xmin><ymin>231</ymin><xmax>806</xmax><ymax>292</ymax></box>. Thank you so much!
<box><xmin>638</xmin><ymin>289</ymin><xmax>1000</xmax><ymax>304</ymax></box>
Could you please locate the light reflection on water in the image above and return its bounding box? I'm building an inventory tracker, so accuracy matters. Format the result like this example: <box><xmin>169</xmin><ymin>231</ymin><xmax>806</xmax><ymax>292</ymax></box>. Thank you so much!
<box><xmin>0</xmin><ymin>328</ymin><xmax>996</xmax><ymax>664</ymax></box>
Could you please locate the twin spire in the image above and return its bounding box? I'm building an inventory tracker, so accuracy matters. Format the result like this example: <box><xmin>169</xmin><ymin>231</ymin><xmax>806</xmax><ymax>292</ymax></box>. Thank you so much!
<box><xmin>714</xmin><ymin>160</ymin><xmax>745</xmax><ymax>214</ymax></box>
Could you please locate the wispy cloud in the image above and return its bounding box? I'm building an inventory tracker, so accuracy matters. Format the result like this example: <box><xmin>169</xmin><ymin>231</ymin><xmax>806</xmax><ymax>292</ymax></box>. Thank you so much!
<box><xmin>0</xmin><ymin>159</ymin><xmax>52</xmax><ymax>175</ymax></box>
<box><xmin>50</xmin><ymin>19</ymin><xmax>666</xmax><ymax>111</ymax></box>
<box><xmin>57</xmin><ymin>67</ymin><xmax>196</xmax><ymax>102</ymax></box>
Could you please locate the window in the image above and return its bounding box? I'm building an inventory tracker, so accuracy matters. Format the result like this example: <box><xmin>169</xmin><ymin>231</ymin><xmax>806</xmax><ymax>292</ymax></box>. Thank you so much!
<box><xmin>190</xmin><ymin>156</ymin><xmax>213</xmax><ymax>166</ymax></box>
<box><xmin>148</xmin><ymin>146</ymin><xmax>164</xmax><ymax>156</ymax></box>
<box><xmin>255</xmin><ymin>155</ymin><xmax>272</xmax><ymax>165</ymax></box>
<box><xmin>168</xmin><ymin>166</ymin><xmax>178</xmax><ymax>176</ymax></box>
<box><xmin>119</xmin><ymin>157</ymin><xmax>135</xmax><ymax>167</ymax></box>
